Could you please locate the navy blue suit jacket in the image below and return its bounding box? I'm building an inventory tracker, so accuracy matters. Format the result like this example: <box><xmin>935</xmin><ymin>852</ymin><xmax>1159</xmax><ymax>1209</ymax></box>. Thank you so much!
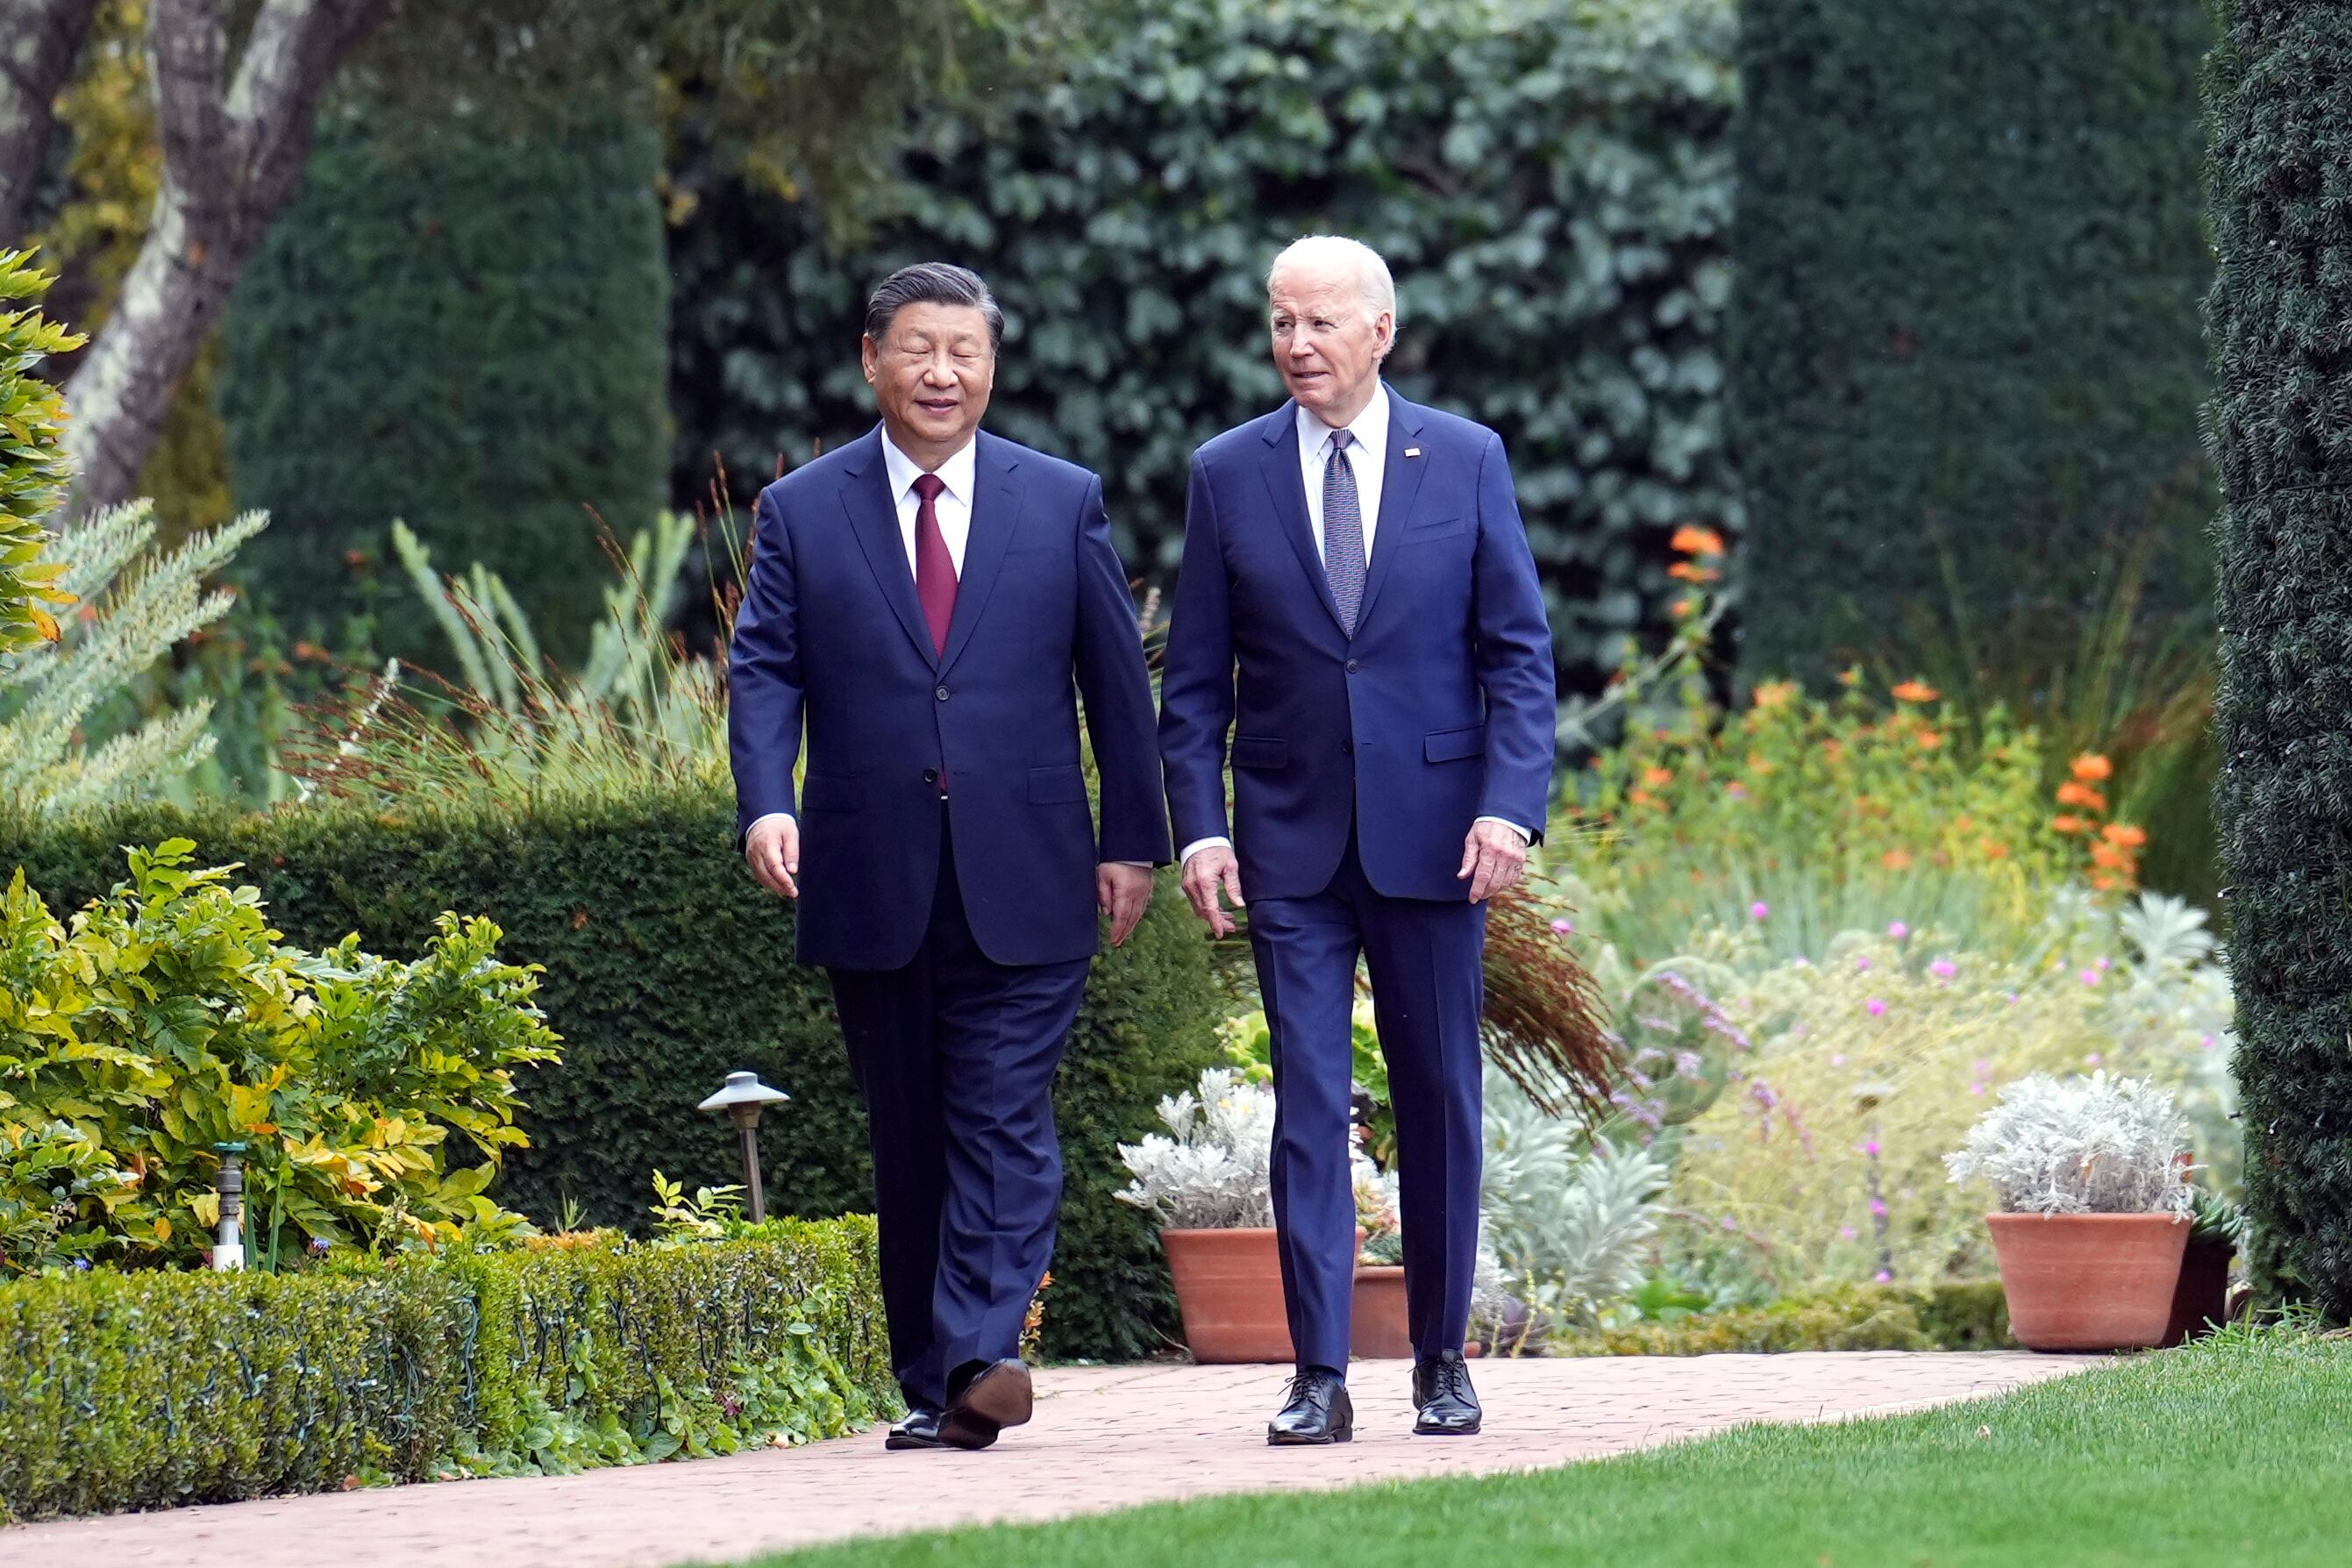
<box><xmin>729</xmin><ymin>427</ymin><xmax>1170</xmax><ymax>970</ymax></box>
<box><xmin>1158</xmin><ymin>390</ymin><xmax>1557</xmax><ymax>902</ymax></box>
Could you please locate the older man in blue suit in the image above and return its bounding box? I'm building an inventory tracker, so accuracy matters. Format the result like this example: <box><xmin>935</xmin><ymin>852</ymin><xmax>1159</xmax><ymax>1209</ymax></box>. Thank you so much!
<box><xmin>1159</xmin><ymin>236</ymin><xmax>1557</xmax><ymax>1444</ymax></box>
<box><xmin>730</xmin><ymin>263</ymin><xmax>1168</xmax><ymax>1451</ymax></box>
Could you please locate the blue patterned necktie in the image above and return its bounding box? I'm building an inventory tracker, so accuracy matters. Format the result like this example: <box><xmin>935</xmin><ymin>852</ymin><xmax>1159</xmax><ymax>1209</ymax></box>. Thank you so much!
<box><xmin>1322</xmin><ymin>428</ymin><xmax>1365</xmax><ymax>634</ymax></box>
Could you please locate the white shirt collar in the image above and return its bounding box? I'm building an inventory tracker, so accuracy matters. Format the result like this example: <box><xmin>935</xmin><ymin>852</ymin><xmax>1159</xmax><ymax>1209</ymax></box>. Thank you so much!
<box><xmin>879</xmin><ymin>426</ymin><xmax>980</xmax><ymax>506</ymax></box>
<box><xmin>1296</xmin><ymin>381</ymin><xmax>1390</xmax><ymax>467</ymax></box>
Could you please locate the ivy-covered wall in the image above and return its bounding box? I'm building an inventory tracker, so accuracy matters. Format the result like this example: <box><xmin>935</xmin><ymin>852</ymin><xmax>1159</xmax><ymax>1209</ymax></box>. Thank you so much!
<box><xmin>1731</xmin><ymin>0</ymin><xmax>2213</xmax><ymax>683</ymax></box>
<box><xmin>2206</xmin><ymin>0</ymin><xmax>2352</xmax><ymax>1319</ymax></box>
<box><xmin>668</xmin><ymin>0</ymin><xmax>1740</xmax><ymax>693</ymax></box>
<box><xmin>223</xmin><ymin>99</ymin><xmax>671</xmax><ymax>664</ymax></box>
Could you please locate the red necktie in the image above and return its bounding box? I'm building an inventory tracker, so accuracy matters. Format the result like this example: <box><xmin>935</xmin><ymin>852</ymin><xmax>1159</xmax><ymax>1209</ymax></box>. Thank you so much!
<box><xmin>911</xmin><ymin>472</ymin><xmax>957</xmax><ymax>657</ymax></box>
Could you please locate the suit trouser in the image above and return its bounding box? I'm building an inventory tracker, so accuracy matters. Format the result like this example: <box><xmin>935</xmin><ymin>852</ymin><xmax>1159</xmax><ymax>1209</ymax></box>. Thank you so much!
<box><xmin>827</xmin><ymin>810</ymin><xmax>1089</xmax><ymax>1412</ymax></box>
<box><xmin>1248</xmin><ymin>826</ymin><xmax>1486</xmax><ymax>1373</ymax></box>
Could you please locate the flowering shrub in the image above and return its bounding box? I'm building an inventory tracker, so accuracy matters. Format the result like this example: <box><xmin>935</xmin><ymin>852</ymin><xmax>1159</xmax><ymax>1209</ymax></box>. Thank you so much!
<box><xmin>0</xmin><ymin>842</ymin><xmax>559</xmax><ymax>1272</ymax></box>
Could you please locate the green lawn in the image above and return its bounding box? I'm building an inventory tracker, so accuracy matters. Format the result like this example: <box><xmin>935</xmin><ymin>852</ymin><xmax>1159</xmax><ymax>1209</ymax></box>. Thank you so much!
<box><xmin>733</xmin><ymin>1329</ymin><xmax>2352</xmax><ymax>1568</ymax></box>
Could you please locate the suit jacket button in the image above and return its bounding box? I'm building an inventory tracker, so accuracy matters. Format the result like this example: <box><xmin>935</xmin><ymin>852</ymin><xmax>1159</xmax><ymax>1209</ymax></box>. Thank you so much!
<box><xmin>923</xmin><ymin>767</ymin><xmax>939</xmax><ymax>784</ymax></box>
<box><xmin>1344</xmin><ymin>659</ymin><xmax>1360</xmax><ymax>674</ymax></box>
<box><xmin>936</xmin><ymin>686</ymin><xmax>951</xmax><ymax>702</ymax></box>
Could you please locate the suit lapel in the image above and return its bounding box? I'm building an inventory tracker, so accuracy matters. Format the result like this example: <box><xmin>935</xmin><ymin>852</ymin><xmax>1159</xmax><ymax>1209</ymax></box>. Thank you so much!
<box><xmin>939</xmin><ymin>432</ymin><xmax>1027</xmax><ymax>675</ymax></box>
<box><xmin>1256</xmin><ymin>404</ymin><xmax>1347</xmax><ymax>634</ymax></box>
<box><xmin>838</xmin><ymin>428</ymin><xmax>937</xmax><ymax>667</ymax></box>
<box><xmin>1354</xmin><ymin>389</ymin><xmax>1430</xmax><ymax>633</ymax></box>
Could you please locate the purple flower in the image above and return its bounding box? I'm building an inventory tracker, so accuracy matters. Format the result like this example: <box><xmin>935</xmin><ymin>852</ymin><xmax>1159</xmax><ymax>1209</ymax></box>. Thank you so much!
<box><xmin>1792</xmin><ymin>956</ymin><xmax>1811</xmax><ymax>968</ymax></box>
<box><xmin>2078</xmin><ymin>969</ymin><xmax>2100</xmax><ymax>987</ymax></box>
<box><xmin>1865</xmin><ymin>998</ymin><xmax>1887</xmax><ymax>1016</ymax></box>
<box><xmin>1870</xmin><ymin>1199</ymin><xmax>1888</xmax><ymax>1218</ymax></box>
<box><xmin>2005</xmin><ymin>991</ymin><xmax>2019</xmax><ymax>1004</ymax></box>
<box><xmin>1721</xmin><ymin>1215</ymin><xmax>1738</xmax><ymax>1231</ymax></box>
<box><xmin>2085</xmin><ymin>1051</ymin><xmax>2103</xmax><ymax>1066</ymax></box>
<box><xmin>1888</xmin><ymin>921</ymin><xmax>1909</xmax><ymax>939</ymax></box>
<box><xmin>1750</xmin><ymin>902</ymin><xmax>1771</xmax><ymax>920</ymax></box>
<box><xmin>1550</xmin><ymin>916</ymin><xmax>1574</xmax><ymax>935</ymax></box>
<box><xmin>2200</xmin><ymin>1033</ymin><xmax>2216</xmax><ymax>1050</ymax></box>
<box><xmin>1839</xmin><ymin>1226</ymin><xmax>1857</xmax><ymax>1240</ymax></box>
<box><xmin>1863</xmin><ymin>1139</ymin><xmax>1881</xmax><ymax>1158</ymax></box>
<box><xmin>2095</xmin><ymin>956</ymin><xmax>2111</xmax><ymax>972</ymax></box>
<box><xmin>1970</xmin><ymin>1080</ymin><xmax>1988</xmax><ymax>1096</ymax></box>
<box><xmin>1831</xmin><ymin>1052</ymin><xmax>1847</xmax><ymax>1066</ymax></box>
<box><xmin>1875</xmin><ymin>1269</ymin><xmax>1893</xmax><ymax>1283</ymax></box>
<box><xmin>1930</xmin><ymin>959</ymin><xmax>1956</xmax><ymax>980</ymax></box>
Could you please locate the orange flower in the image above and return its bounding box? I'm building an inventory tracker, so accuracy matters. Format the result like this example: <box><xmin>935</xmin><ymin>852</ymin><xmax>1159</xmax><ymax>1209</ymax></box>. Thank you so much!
<box><xmin>1629</xmin><ymin>788</ymin><xmax>1659</xmax><ymax>809</ymax></box>
<box><xmin>2101</xmin><ymin>823</ymin><xmax>2149</xmax><ymax>848</ymax></box>
<box><xmin>2070</xmin><ymin>753</ymin><xmax>2113</xmax><ymax>783</ymax></box>
<box><xmin>1752</xmin><ymin>681</ymin><xmax>1799</xmax><ymax>711</ymax></box>
<box><xmin>1891</xmin><ymin>679</ymin><xmax>1940</xmax><ymax>703</ymax></box>
<box><xmin>1979</xmin><ymin>838</ymin><xmax>2010</xmax><ymax>860</ymax></box>
<box><xmin>1671</xmin><ymin>524</ymin><xmax>1728</xmax><ymax>556</ymax></box>
<box><xmin>2055</xmin><ymin>780</ymin><xmax>2092</xmax><ymax>808</ymax></box>
<box><xmin>2091</xmin><ymin>843</ymin><xmax>2132</xmax><ymax>871</ymax></box>
<box><xmin>1915</xmin><ymin>729</ymin><xmax>1943</xmax><ymax>750</ymax></box>
<box><xmin>2052</xmin><ymin>814</ymin><xmax>2084</xmax><ymax>834</ymax></box>
<box><xmin>1643</xmin><ymin>766</ymin><xmax>1673</xmax><ymax>787</ymax></box>
<box><xmin>1837</xmin><ymin>666</ymin><xmax>1864</xmax><ymax>688</ymax></box>
<box><xmin>1668</xmin><ymin>560</ymin><xmax>1720</xmax><ymax>582</ymax></box>
<box><xmin>1881</xmin><ymin>849</ymin><xmax>1914</xmax><ymax>871</ymax></box>
<box><xmin>1671</xmin><ymin>596</ymin><xmax>1698</xmax><ymax>618</ymax></box>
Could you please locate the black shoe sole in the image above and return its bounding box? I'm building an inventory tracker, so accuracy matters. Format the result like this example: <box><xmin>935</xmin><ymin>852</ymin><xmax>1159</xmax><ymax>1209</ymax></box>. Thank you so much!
<box><xmin>1414</xmin><ymin>1416</ymin><xmax>1482</xmax><ymax>1436</ymax></box>
<box><xmin>885</xmin><ymin>1431</ymin><xmax>948</xmax><ymax>1450</ymax></box>
<box><xmin>1267</xmin><ymin>1426</ymin><xmax>1354</xmax><ymax>1445</ymax></box>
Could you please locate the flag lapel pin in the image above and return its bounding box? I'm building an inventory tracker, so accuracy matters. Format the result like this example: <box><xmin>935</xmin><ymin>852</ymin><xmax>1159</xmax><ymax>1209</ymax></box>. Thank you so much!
<box><xmin>1405</xmin><ymin>446</ymin><xmax>1422</xmax><ymax>458</ymax></box>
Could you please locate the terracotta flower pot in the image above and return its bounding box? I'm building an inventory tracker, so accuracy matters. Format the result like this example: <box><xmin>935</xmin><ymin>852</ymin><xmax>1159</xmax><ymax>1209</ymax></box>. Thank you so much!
<box><xmin>2164</xmin><ymin>1236</ymin><xmax>2234</xmax><ymax>1346</ymax></box>
<box><xmin>1351</xmin><ymin>1265</ymin><xmax>1413</xmax><ymax>1358</ymax></box>
<box><xmin>1985</xmin><ymin>1211</ymin><xmax>2190</xmax><ymax>1351</ymax></box>
<box><xmin>1161</xmin><ymin>1227</ymin><xmax>1294</xmax><ymax>1363</ymax></box>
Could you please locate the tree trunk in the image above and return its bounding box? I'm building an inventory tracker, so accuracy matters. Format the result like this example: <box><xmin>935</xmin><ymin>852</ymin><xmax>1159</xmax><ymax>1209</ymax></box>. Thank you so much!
<box><xmin>61</xmin><ymin>0</ymin><xmax>388</xmax><ymax>520</ymax></box>
<box><xmin>0</xmin><ymin>0</ymin><xmax>103</xmax><ymax>246</ymax></box>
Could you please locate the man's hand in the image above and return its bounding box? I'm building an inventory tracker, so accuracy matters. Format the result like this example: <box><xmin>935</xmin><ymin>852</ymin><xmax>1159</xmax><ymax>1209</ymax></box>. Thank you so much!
<box><xmin>1098</xmin><ymin>863</ymin><xmax>1154</xmax><ymax>946</ymax></box>
<box><xmin>745</xmin><ymin>815</ymin><xmax>801</xmax><ymax>899</ymax></box>
<box><xmin>1181</xmin><ymin>845</ymin><xmax>1247</xmax><ymax>937</ymax></box>
<box><xmin>1458</xmin><ymin>819</ymin><xmax>1529</xmax><ymax>903</ymax></box>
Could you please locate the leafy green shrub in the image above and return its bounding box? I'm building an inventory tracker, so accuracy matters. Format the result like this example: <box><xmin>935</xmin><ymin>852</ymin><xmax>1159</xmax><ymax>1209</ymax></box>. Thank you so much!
<box><xmin>1731</xmin><ymin>0</ymin><xmax>2213</xmax><ymax>683</ymax></box>
<box><xmin>0</xmin><ymin>791</ymin><xmax>1228</xmax><ymax>1358</ymax></box>
<box><xmin>223</xmin><ymin>98</ymin><xmax>670</xmax><ymax>664</ymax></box>
<box><xmin>1549</xmin><ymin>1280</ymin><xmax>2011</xmax><ymax>1355</ymax></box>
<box><xmin>0</xmin><ymin>1217</ymin><xmax>887</xmax><ymax>1521</ymax></box>
<box><xmin>2206</xmin><ymin>0</ymin><xmax>2352</xmax><ymax>1319</ymax></box>
<box><xmin>0</xmin><ymin>249</ymin><xmax>82</xmax><ymax>659</ymax></box>
<box><xmin>671</xmin><ymin>0</ymin><xmax>1740</xmax><ymax>692</ymax></box>
<box><xmin>0</xmin><ymin>841</ymin><xmax>559</xmax><ymax>1271</ymax></box>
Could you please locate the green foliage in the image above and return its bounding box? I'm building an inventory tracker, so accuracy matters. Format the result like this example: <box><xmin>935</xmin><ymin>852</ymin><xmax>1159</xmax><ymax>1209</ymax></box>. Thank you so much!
<box><xmin>0</xmin><ymin>1218</ymin><xmax>887</xmax><ymax>1520</ymax></box>
<box><xmin>0</xmin><ymin>842</ymin><xmax>559</xmax><ymax>1272</ymax></box>
<box><xmin>0</xmin><ymin>500</ymin><xmax>267</xmax><ymax>811</ymax></box>
<box><xmin>2205</xmin><ymin>0</ymin><xmax>2352</xmax><ymax>1318</ymax></box>
<box><xmin>670</xmin><ymin>0</ymin><xmax>1741</xmax><ymax>691</ymax></box>
<box><xmin>1547</xmin><ymin>1279</ymin><xmax>2011</xmax><ymax>1354</ymax></box>
<box><xmin>0</xmin><ymin>250</ymin><xmax>82</xmax><ymax>659</ymax></box>
<box><xmin>221</xmin><ymin>98</ymin><xmax>670</xmax><ymax>666</ymax></box>
<box><xmin>1731</xmin><ymin>0</ymin><xmax>2214</xmax><ymax>683</ymax></box>
<box><xmin>0</xmin><ymin>791</ymin><xmax>1229</xmax><ymax>1357</ymax></box>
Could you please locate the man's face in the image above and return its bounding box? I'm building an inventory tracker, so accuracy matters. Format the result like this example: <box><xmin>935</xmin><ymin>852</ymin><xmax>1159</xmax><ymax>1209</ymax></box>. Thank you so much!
<box><xmin>862</xmin><ymin>302</ymin><xmax>994</xmax><ymax>458</ymax></box>
<box><xmin>1269</xmin><ymin>263</ymin><xmax>1392</xmax><ymax>424</ymax></box>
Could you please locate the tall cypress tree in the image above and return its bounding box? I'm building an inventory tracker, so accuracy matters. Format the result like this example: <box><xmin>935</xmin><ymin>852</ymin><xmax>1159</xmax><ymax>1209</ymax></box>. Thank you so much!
<box><xmin>2207</xmin><ymin>0</ymin><xmax>2352</xmax><ymax>1315</ymax></box>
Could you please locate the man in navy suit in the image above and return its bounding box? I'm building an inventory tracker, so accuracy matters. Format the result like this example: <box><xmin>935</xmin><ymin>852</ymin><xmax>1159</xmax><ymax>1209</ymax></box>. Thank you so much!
<box><xmin>1159</xmin><ymin>236</ymin><xmax>1557</xmax><ymax>1444</ymax></box>
<box><xmin>730</xmin><ymin>263</ymin><xmax>1169</xmax><ymax>1451</ymax></box>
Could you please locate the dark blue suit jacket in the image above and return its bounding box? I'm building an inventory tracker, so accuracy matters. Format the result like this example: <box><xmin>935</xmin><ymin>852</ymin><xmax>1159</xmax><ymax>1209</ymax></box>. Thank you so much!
<box><xmin>729</xmin><ymin>426</ymin><xmax>1170</xmax><ymax>969</ymax></box>
<box><xmin>1158</xmin><ymin>390</ymin><xmax>1557</xmax><ymax>902</ymax></box>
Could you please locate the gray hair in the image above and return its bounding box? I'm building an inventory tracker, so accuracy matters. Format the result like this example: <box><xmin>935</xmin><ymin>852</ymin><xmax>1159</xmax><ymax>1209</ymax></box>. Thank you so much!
<box><xmin>864</xmin><ymin>262</ymin><xmax>1003</xmax><ymax>352</ymax></box>
<box><xmin>1267</xmin><ymin>235</ymin><xmax>1398</xmax><ymax>326</ymax></box>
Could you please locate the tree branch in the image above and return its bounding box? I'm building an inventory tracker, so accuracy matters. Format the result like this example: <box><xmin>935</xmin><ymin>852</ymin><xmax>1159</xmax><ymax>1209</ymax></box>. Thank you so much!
<box><xmin>0</xmin><ymin>0</ymin><xmax>104</xmax><ymax>246</ymax></box>
<box><xmin>146</xmin><ymin>0</ymin><xmax>232</xmax><ymax>214</ymax></box>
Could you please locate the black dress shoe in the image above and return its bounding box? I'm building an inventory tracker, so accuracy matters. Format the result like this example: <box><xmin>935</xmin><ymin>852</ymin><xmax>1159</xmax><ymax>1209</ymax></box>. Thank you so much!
<box><xmin>1412</xmin><ymin>1349</ymin><xmax>1482</xmax><ymax>1436</ymax></box>
<box><xmin>938</xmin><ymin>1358</ymin><xmax>1033</xmax><ymax>1450</ymax></box>
<box><xmin>885</xmin><ymin>1407</ymin><xmax>945</xmax><ymax>1450</ymax></box>
<box><xmin>1267</xmin><ymin>1366</ymin><xmax>1353</xmax><ymax>1445</ymax></box>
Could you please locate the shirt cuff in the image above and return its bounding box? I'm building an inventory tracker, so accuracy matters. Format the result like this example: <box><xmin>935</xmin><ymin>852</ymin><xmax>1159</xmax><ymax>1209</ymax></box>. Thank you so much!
<box><xmin>748</xmin><ymin>811</ymin><xmax>795</xmax><ymax>835</ymax></box>
<box><xmin>1473</xmin><ymin>816</ymin><xmax>1530</xmax><ymax>845</ymax></box>
<box><xmin>1107</xmin><ymin>860</ymin><xmax>1152</xmax><ymax>869</ymax></box>
<box><xmin>1179</xmin><ymin>835</ymin><xmax>1234</xmax><ymax>866</ymax></box>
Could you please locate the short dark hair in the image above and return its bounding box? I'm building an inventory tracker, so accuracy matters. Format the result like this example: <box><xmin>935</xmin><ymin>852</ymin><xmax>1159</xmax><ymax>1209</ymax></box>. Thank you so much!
<box><xmin>864</xmin><ymin>262</ymin><xmax>1003</xmax><ymax>352</ymax></box>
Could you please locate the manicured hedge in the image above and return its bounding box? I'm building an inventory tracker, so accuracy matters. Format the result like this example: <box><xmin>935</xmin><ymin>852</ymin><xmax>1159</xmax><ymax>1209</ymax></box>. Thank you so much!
<box><xmin>223</xmin><ymin>96</ymin><xmax>670</xmax><ymax>664</ymax></box>
<box><xmin>2205</xmin><ymin>0</ymin><xmax>2352</xmax><ymax>1317</ymax></box>
<box><xmin>0</xmin><ymin>1218</ymin><xmax>887</xmax><ymax>1522</ymax></box>
<box><xmin>668</xmin><ymin>0</ymin><xmax>1739</xmax><ymax>693</ymax></box>
<box><xmin>1731</xmin><ymin>0</ymin><xmax>2213</xmax><ymax>682</ymax></box>
<box><xmin>1548</xmin><ymin>1281</ymin><xmax>2013</xmax><ymax>1356</ymax></box>
<box><xmin>0</xmin><ymin>788</ymin><xmax>1228</xmax><ymax>1359</ymax></box>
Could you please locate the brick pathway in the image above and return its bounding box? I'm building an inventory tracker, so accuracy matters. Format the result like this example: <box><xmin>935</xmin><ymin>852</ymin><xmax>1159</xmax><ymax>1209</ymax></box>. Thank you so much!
<box><xmin>2</xmin><ymin>1352</ymin><xmax>2092</xmax><ymax>1568</ymax></box>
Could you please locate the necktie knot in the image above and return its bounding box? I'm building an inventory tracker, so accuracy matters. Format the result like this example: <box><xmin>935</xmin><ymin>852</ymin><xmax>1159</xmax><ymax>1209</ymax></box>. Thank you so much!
<box><xmin>1326</xmin><ymin>429</ymin><xmax>1352</xmax><ymax>460</ymax></box>
<box><xmin>912</xmin><ymin>472</ymin><xmax>946</xmax><ymax>503</ymax></box>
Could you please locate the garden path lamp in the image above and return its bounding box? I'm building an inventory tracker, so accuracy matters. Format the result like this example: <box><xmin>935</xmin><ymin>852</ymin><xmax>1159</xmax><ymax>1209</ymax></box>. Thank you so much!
<box><xmin>699</xmin><ymin>1071</ymin><xmax>790</xmax><ymax>1223</ymax></box>
<box><xmin>211</xmin><ymin>1141</ymin><xmax>247</xmax><ymax>1271</ymax></box>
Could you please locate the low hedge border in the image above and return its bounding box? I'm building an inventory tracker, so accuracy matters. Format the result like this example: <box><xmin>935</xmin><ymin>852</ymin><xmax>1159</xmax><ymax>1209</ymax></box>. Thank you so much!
<box><xmin>0</xmin><ymin>1216</ymin><xmax>890</xmax><ymax>1522</ymax></box>
<box><xmin>1546</xmin><ymin>1281</ymin><xmax>2013</xmax><ymax>1356</ymax></box>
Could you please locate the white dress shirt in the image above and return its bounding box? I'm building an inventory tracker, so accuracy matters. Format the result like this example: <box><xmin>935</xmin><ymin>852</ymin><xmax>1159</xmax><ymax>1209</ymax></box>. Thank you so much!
<box><xmin>1178</xmin><ymin>385</ymin><xmax>1529</xmax><ymax>869</ymax></box>
<box><xmin>752</xmin><ymin>429</ymin><xmax>1146</xmax><ymax>869</ymax></box>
